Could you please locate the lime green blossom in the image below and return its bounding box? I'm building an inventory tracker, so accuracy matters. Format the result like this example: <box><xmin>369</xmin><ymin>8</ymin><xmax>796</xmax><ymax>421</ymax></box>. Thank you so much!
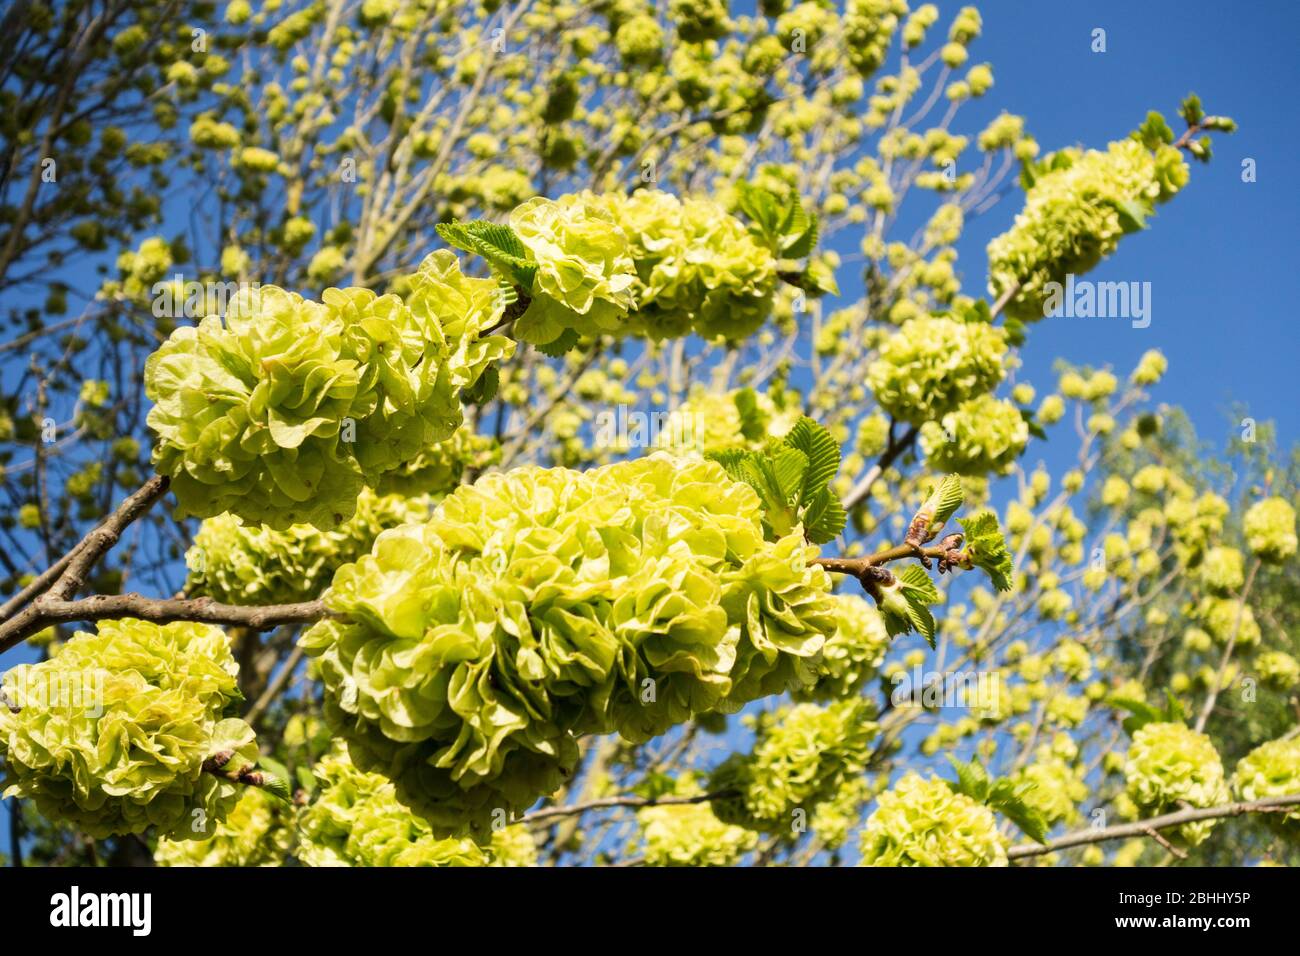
<box><xmin>867</xmin><ymin>316</ymin><xmax>1007</xmax><ymax>425</ymax></box>
<box><xmin>988</xmin><ymin>138</ymin><xmax>1188</xmax><ymax>320</ymax></box>
<box><xmin>1243</xmin><ymin>497</ymin><xmax>1297</xmax><ymax>563</ymax></box>
<box><xmin>0</xmin><ymin>620</ymin><xmax>261</xmax><ymax>840</ymax></box>
<box><xmin>1124</xmin><ymin>722</ymin><xmax>1229</xmax><ymax>846</ymax></box>
<box><xmin>145</xmin><ymin>252</ymin><xmax>511</xmax><ymax>529</ymax></box>
<box><xmin>859</xmin><ymin>772</ymin><xmax>1008</xmax><ymax>866</ymax></box>
<box><xmin>920</xmin><ymin>394</ymin><xmax>1027</xmax><ymax>475</ymax></box>
<box><xmin>301</xmin><ymin>454</ymin><xmax>836</xmax><ymax>837</ymax></box>
<box><xmin>155</xmin><ymin>787</ymin><xmax>294</xmax><ymax>866</ymax></box>
<box><xmin>296</xmin><ymin>746</ymin><xmax>536</xmax><ymax>866</ymax></box>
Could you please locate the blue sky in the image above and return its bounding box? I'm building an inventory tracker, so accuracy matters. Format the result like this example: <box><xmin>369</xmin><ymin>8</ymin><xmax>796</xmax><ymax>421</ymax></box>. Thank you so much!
<box><xmin>945</xmin><ymin>0</ymin><xmax>1300</xmax><ymax>451</ymax></box>
<box><xmin>4</xmin><ymin>0</ymin><xmax>1297</xmax><ymax>862</ymax></box>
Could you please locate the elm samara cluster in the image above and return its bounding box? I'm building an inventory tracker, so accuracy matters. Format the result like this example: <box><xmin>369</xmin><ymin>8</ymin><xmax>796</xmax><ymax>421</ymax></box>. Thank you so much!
<box><xmin>301</xmin><ymin>454</ymin><xmax>838</xmax><ymax>837</ymax></box>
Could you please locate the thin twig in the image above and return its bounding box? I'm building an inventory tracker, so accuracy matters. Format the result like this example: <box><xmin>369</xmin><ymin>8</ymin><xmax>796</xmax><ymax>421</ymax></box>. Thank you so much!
<box><xmin>1007</xmin><ymin>793</ymin><xmax>1300</xmax><ymax>860</ymax></box>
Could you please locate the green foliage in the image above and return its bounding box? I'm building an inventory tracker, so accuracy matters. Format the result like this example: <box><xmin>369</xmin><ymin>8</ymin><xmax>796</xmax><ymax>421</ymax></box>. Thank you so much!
<box><xmin>707</xmin><ymin>416</ymin><xmax>847</xmax><ymax>544</ymax></box>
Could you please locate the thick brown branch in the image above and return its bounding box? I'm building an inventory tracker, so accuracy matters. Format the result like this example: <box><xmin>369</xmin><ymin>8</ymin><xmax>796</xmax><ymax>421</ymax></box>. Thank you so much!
<box><xmin>1007</xmin><ymin>793</ymin><xmax>1300</xmax><ymax>861</ymax></box>
<box><xmin>0</xmin><ymin>594</ymin><xmax>327</xmax><ymax>655</ymax></box>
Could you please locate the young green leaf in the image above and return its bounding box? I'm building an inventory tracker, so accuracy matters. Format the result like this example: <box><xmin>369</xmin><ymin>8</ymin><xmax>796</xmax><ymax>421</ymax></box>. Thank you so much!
<box><xmin>988</xmin><ymin>778</ymin><xmax>1050</xmax><ymax>844</ymax></box>
<box><xmin>436</xmin><ymin>220</ymin><xmax>537</xmax><ymax>288</ymax></box>
<box><xmin>956</xmin><ymin>510</ymin><xmax>1014</xmax><ymax>592</ymax></box>
<box><xmin>535</xmin><ymin>327</ymin><xmax>580</xmax><ymax>357</ymax></box>
<box><xmin>946</xmin><ymin>754</ymin><xmax>991</xmax><ymax>803</ymax></box>
<box><xmin>782</xmin><ymin>416</ymin><xmax>840</xmax><ymax>506</ymax></box>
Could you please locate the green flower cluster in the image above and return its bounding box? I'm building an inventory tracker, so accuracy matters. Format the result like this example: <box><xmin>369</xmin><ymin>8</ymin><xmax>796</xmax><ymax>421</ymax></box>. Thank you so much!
<box><xmin>669</xmin><ymin>0</ymin><xmax>730</xmax><ymax>43</ymax></box>
<box><xmin>1198</xmin><ymin>597</ymin><xmax>1261</xmax><ymax>648</ymax></box>
<box><xmin>657</xmin><ymin>387</ymin><xmax>798</xmax><ymax>456</ymax></box>
<box><xmin>1011</xmin><ymin>756</ymin><xmax>1086</xmax><ymax>827</ymax></box>
<box><xmin>1197</xmin><ymin>545</ymin><xmax>1245</xmax><ymax>595</ymax></box>
<box><xmin>1243</xmin><ymin>497</ymin><xmax>1298</xmax><ymax>563</ymax></box>
<box><xmin>1232</xmin><ymin>738</ymin><xmax>1300</xmax><ymax>827</ymax></box>
<box><xmin>859</xmin><ymin>772</ymin><xmax>1008</xmax><ymax>866</ymax></box>
<box><xmin>1124</xmin><ymin>722</ymin><xmax>1229</xmax><ymax>846</ymax></box>
<box><xmin>920</xmin><ymin>394</ymin><xmax>1028</xmax><ymax>475</ymax></box>
<box><xmin>145</xmin><ymin>251</ymin><xmax>512</xmax><ymax>529</ymax></box>
<box><xmin>370</xmin><ymin>426</ymin><xmax>500</xmax><ymax>498</ymax></box>
<box><xmin>867</xmin><ymin>316</ymin><xmax>1007</xmax><ymax>425</ymax></box>
<box><xmin>710</xmin><ymin>699</ymin><xmax>876</xmax><ymax>833</ymax></box>
<box><xmin>0</xmin><ymin>620</ymin><xmax>259</xmax><ymax>840</ymax></box>
<box><xmin>1256</xmin><ymin>651</ymin><xmax>1300</xmax><ymax>691</ymax></box>
<box><xmin>602</xmin><ymin>189</ymin><xmax>778</xmax><ymax>340</ymax></box>
<box><xmin>793</xmin><ymin>593</ymin><xmax>891</xmax><ymax>702</ymax></box>
<box><xmin>510</xmin><ymin>195</ymin><xmax>637</xmax><ymax>344</ymax></box>
<box><xmin>186</xmin><ymin>488</ymin><xmax>433</xmax><ymax>606</ymax></box>
<box><xmin>987</xmin><ymin>138</ymin><xmax>1188</xmax><ymax>320</ymax></box>
<box><xmin>638</xmin><ymin>775</ymin><xmax>758</xmax><ymax>866</ymax></box>
<box><xmin>154</xmin><ymin>786</ymin><xmax>293</xmax><ymax>866</ymax></box>
<box><xmin>296</xmin><ymin>746</ymin><xmax>536</xmax><ymax>866</ymax></box>
<box><xmin>301</xmin><ymin>454</ymin><xmax>836</xmax><ymax>837</ymax></box>
<box><xmin>843</xmin><ymin>0</ymin><xmax>907</xmax><ymax>78</ymax></box>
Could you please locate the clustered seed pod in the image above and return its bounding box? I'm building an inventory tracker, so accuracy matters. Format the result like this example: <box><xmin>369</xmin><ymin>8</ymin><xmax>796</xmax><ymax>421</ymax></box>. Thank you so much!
<box><xmin>867</xmin><ymin>315</ymin><xmax>1007</xmax><ymax>426</ymax></box>
<box><xmin>145</xmin><ymin>250</ymin><xmax>512</xmax><ymax>529</ymax></box>
<box><xmin>0</xmin><ymin>619</ymin><xmax>260</xmax><ymax>840</ymax></box>
<box><xmin>186</xmin><ymin>489</ymin><xmax>435</xmax><ymax>607</ymax></box>
<box><xmin>709</xmin><ymin>698</ymin><xmax>877</xmax><ymax>833</ymax></box>
<box><xmin>859</xmin><ymin>772</ymin><xmax>1008</xmax><ymax>866</ymax></box>
<box><xmin>155</xmin><ymin>786</ymin><xmax>294</xmax><ymax>867</ymax></box>
<box><xmin>296</xmin><ymin>745</ymin><xmax>536</xmax><ymax>867</ymax></box>
<box><xmin>1123</xmin><ymin>722</ymin><xmax>1229</xmax><ymax>846</ymax></box>
<box><xmin>300</xmin><ymin>454</ymin><xmax>838</xmax><ymax>838</ymax></box>
<box><xmin>1232</xmin><ymin>738</ymin><xmax>1300</xmax><ymax>832</ymax></box>
<box><xmin>987</xmin><ymin>137</ymin><xmax>1189</xmax><ymax>321</ymax></box>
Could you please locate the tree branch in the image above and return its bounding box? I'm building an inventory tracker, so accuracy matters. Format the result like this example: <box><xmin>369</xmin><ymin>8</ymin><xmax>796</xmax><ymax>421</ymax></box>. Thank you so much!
<box><xmin>1006</xmin><ymin>793</ymin><xmax>1300</xmax><ymax>861</ymax></box>
<box><xmin>524</xmin><ymin>790</ymin><xmax>736</xmax><ymax>826</ymax></box>
<box><xmin>0</xmin><ymin>594</ymin><xmax>327</xmax><ymax>654</ymax></box>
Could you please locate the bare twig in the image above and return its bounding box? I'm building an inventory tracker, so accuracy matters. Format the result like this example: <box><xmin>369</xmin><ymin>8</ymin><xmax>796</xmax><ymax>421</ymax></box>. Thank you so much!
<box><xmin>525</xmin><ymin>790</ymin><xmax>735</xmax><ymax>826</ymax></box>
<box><xmin>1007</xmin><ymin>793</ymin><xmax>1300</xmax><ymax>861</ymax></box>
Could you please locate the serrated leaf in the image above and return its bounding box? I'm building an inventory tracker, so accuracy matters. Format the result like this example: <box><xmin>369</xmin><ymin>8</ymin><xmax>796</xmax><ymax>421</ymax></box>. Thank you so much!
<box><xmin>437</xmin><ymin>220</ymin><xmax>537</xmax><ymax>287</ymax></box>
<box><xmin>782</xmin><ymin>416</ymin><xmax>840</xmax><ymax>505</ymax></box>
<box><xmin>706</xmin><ymin>447</ymin><xmax>756</xmax><ymax>484</ymax></box>
<box><xmin>535</xmin><ymin>327</ymin><xmax>580</xmax><ymax>357</ymax></box>
<box><xmin>989</xmin><ymin>780</ymin><xmax>1049</xmax><ymax>844</ymax></box>
<box><xmin>780</xmin><ymin>211</ymin><xmax>819</xmax><ymax>258</ymax></box>
<box><xmin>957</xmin><ymin>511</ymin><xmax>1014</xmax><ymax>592</ymax></box>
<box><xmin>898</xmin><ymin>563</ymin><xmax>940</xmax><ymax>603</ymax></box>
<box><xmin>917</xmin><ymin>474</ymin><xmax>964</xmax><ymax>533</ymax></box>
<box><xmin>258</xmin><ymin>773</ymin><xmax>292</xmax><ymax>804</ymax></box>
<box><xmin>946</xmin><ymin>754</ymin><xmax>991</xmax><ymax>803</ymax></box>
<box><xmin>802</xmin><ymin>486</ymin><xmax>847</xmax><ymax>545</ymax></box>
<box><xmin>1112</xmin><ymin>198</ymin><xmax>1150</xmax><ymax>233</ymax></box>
<box><xmin>736</xmin><ymin>182</ymin><xmax>783</xmax><ymax>237</ymax></box>
<box><xmin>905</xmin><ymin>599</ymin><xmax>936</xmax><ymax>648</ymax></box>
<box><xmin>771</xmin><ymin>446</ymin><xmax>810</xmax><ymax>503</ymax></box>
<box><xmin>1111</xmin><ymin>696</ymin><xmax>1164</xmax><ymax>736</ymax></box>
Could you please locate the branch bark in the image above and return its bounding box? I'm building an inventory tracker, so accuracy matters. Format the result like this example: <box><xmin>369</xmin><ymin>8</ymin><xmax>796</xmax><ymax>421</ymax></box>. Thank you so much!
<box><xmin>524</xmin><ymin>790</ymin><xmax>736</xmax><ymax>825</ymax></box>
<box><xmin>1006</xmin><ymin>793</ymin><xmax>1300</xmax><ymax>861</ymax></box>
<box><xmin>0</xmin><ymin>594</ymin><xmax>327</xmax><ymax>654</ymax></box>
